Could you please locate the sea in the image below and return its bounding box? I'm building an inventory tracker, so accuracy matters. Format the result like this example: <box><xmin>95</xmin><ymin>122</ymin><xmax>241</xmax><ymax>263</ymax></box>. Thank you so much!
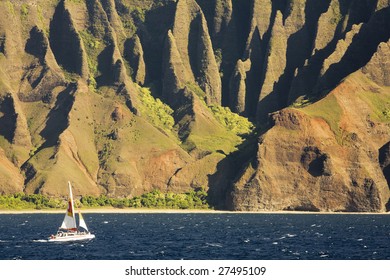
<box><xmin>0</xmin><ymin>213</ymin><xmax>389</xmax><ymax>260</ymax></box>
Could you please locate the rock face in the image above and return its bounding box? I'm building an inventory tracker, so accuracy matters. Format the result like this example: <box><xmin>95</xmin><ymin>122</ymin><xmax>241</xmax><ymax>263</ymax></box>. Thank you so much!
<box><xmin>229</xmin><ymin>59</ymin><xmax>251</xmax><ymax>114</ymax></box>
<box><xmin>230</xmin><ymin>72</ymin><xmax>390</xmax><ymax>212</ymax></box>
<box><xmin>379</xmin><ymin>142</ymin><xmax>390</xmax><ymax>192</ymax></box>
<box><xmin>362</xmin><ymin>40</ymin><xmax>390</xmax><ymax>86</ymax></box>
<box><xmin>0</xmin><ymin>0</ymin><xmax>389</xmax><ymax>212</ymax></box>
<box><xmin>169</xmin><ymin>0</ymin><xmax>222</xmax><ymax>105</ymax></box>
<box><xmin>124</xmin><ymin>35</ymin><xmax>147</xmax><ymax>85</ymax></box>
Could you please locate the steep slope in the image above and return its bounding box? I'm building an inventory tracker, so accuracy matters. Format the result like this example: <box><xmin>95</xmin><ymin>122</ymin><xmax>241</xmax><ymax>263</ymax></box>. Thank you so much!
<box><xmin>0</xmin><ymin>0</ymin><xmax>250</xmax><ymax>200</ymax></box>
<box><xmin>0</xmin><ymin>0</ymin><xmax>388</xmax><ymax>212</ymax></box>
<box><xmin>230</xmin><ymin>67</ymin><xmax>390</xmax><ymax>212</ymax></box>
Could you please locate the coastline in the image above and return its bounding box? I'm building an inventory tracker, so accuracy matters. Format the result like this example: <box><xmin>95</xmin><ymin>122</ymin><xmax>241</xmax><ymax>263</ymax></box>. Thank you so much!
<box><xmin>0</xmin><ymin>208</ymin><xmax>389</xmax><ymax>215</ymax></box>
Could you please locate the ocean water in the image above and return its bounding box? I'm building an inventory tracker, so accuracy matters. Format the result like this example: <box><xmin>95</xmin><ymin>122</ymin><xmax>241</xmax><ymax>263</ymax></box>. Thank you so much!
<box><xmin>0</xmin><ymin>213</ymin><xmax>389</xmax><ymax>260</ymax></box>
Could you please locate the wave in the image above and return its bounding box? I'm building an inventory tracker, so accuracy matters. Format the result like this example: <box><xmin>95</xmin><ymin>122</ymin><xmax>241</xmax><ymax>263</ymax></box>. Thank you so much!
<box><xmin>33</xmin><ymin>239</ymin><xmax>49</xmax><ymax>243</ymax></box>
<box><xmin>279</xmin><ymin>233</ymin><xmax>297</xmax><ymax>239</ymax></box>
<box><xmin>205</xmin><ymin>243</ymin><xmax>223</xmax><ymax>248</ymax></box>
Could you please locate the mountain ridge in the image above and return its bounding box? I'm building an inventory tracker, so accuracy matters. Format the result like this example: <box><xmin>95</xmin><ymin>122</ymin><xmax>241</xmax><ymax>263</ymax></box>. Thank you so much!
<box><xmin>0</xmin><ymin>0</ymin><xmax>389</xmax><ymax>212</ymax></box>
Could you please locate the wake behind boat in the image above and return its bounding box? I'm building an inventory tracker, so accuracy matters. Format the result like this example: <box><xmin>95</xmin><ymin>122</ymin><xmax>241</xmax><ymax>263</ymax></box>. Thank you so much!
<box><xmin>48</xmin><ymin>182</ymin><xmax>95</xmax><ymax>242</ymax></box>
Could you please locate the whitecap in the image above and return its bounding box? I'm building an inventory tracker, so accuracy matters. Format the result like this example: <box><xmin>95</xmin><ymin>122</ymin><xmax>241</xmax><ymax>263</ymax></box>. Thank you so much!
<box><xmin>103</xmin><ymin>221</ymin><xmax>109</xmax><ymax>224</ymax></box>
<box><xmin>280</xmin><ymin>233</ymin><xmax>296</xmax><ymax>239</ymax></box>
<box><xmin>357</xmin><ymin>238</ymin><xmax>363</xmax><ymax>242</ymax></box>
<box><xmin>243</xmin><ymin>239</ymin><xmax>250</xmax><ymax>243</ymax></box>
<box><xmin>206</xmin><ymin>243</ymin><xmax>223</xmax><ymax>248</ymax></box>
<box><xmin>33</xmin><ymin>239</ymin><xmax>48</xmax><ymax>243</ymax></box>
<box><xmin>272</xmin><ymin>242</ymin><xmax>278</xmax><ymax>245</ymax></box>
<box><xmin>319</xmin><ymin>251</ymin><xmax>329</xmax><ymax>258</ymax></box>
<box><xmin>286</xmin><ymin>234</ymin><xmax>296</xmax><ymax>238</ymax></box>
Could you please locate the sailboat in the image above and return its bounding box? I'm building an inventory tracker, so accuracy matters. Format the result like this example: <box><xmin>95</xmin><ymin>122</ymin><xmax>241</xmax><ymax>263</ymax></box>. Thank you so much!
<box><xmin>48</xmin><ymin>181</ymin><xmax>95</xmax><ymax>242</ymax></box>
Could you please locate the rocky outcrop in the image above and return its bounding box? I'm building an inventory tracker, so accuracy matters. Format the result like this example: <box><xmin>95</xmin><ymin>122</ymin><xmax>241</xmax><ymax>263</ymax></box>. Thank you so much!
<box><xmin>313</xmin><ymin>0</ymin><xmax>341</xmax><ymax>53</ymax></box>
<box><xmin>230</xmin><ymin>72</ymin><xmax>390</xmax><ymax>212</ymax></box>
<box><xmin>169</xmin><ymin>0</ymin><xmax>222</xmax><ymax>105</ymax></box>
<box><xmin>162</xmin><ymin>30</ymin><xmax>189</xmax><ymax>107</ymax></box>
<box><xmin>49</xmin><ymin>0</ymin><xmax>88</xmax><ymax>77</ymax></box>
<box><xmin>125</xmin><ymin>35</ymin><xmax>147</xmax><ymax>85</ymax></box>
<box><xmin>318</xmin><ymin>7</ymin><xmax>390</xmax><ymax>93</ymax></box>
<box><xmin>229</xmin><ymin>59</ymin><xmax>251</xmax><ymax>114</ymax></box>
<box><xmin>362</xmin><ymin>40</ymin><xmax>390</xmax><ymax>86</ymax></box>
<box><xmin>257</xmin><ymin>11</ymin><xmax>286</xmax><ymax>121</ymax></box>
<box><xmin>379</xmin><ymin>142</ymin><xmax>390</xmax><ymax>190</ymax></box>
<box><xmin>21</xmin><ymin>26</ymin><xmax>66</xmax><ymax>103</ymax></box>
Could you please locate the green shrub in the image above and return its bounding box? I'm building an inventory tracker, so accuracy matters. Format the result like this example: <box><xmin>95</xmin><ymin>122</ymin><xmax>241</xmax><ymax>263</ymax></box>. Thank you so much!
<box><xmin>131</xmin><ymin>7</ymin><xmax>146</xmax><ymax>23</ymax></box>
<box><xmin>0</xmin><ymin>188</ymin><xmax>210</xmax><ymax>210</ymax></box>
<box><xmin>209</xmin><ymin>105</ymin><xmax>254</xmax><ymax>136</ymax></box>
<box><xmin>21</xmin><ymin>4</ymin><xmax>29</xmax><ymax>19</ymax></box>
<box><xmin>138</xmin><ymin>86</ymin><xmax>175</xmax><ymax>131</ymax></box>
<box><xmin>185</xmin><ymin>82</ymin><xmax>206</xmax><ymax>100</ymax></box>
<box><xmin>79</xmin><ymin>30</ymin><xmax>103</xmax><ymax>78</ymax></box>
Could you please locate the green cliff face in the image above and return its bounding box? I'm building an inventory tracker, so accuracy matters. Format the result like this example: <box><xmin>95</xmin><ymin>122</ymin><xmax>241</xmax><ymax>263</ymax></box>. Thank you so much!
<box><xmin>0</xmin><ymin>0</ymin><xmax>389</xmax><ymax>212</ymax></box>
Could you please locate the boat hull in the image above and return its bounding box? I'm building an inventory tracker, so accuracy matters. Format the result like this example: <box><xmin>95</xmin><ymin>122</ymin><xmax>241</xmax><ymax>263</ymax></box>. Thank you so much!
<box><xmin>48</xmin><ymin>233</ymin><xmax>95</xmax><ymax>242</ymax></box>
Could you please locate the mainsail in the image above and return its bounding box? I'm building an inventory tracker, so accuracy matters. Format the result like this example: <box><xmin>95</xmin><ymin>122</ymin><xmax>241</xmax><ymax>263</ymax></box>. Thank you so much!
<box><xmin>60</xmin><ymin>181</ymin><xmax>77</xmax><ymax>231</ymax></box>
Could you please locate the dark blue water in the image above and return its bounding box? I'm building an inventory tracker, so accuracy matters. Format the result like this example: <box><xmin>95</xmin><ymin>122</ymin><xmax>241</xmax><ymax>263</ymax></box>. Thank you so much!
<box><xmin>0</xmin><ymin>213</ymin><xmax>389</xmax><ymax>260</ymax></box>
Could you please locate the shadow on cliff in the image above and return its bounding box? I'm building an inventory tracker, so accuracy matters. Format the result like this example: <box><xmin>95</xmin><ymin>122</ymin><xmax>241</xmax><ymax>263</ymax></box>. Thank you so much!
<box><xmin>0</xmin><ymin>95</ymin><xmax>16</xmax><ymax>143</ymax></box>
<box><xmin>318</xmin><ymin>7</ymin><xmax>390</xmax><ymax>93</ymax></box>
<box><xmin>49</xmin><ymin>0</ymin><xmax>84</xmax><ymax>76</ymax></box>
<box><xmin>141</xmin><ymin>2</ymin><xmax>177</xmax><ymax>83</ymax></box>
<box><xmin>39</xmin><ymin>83</ymin><xmax>76</xmax><ymax>150</ymax></box>
<box><xmin>379</xmin><ymin>141</ymin><xmax>390</xmax><ymax>189</ymax></box>
<box><xmin>207</xmin><ymin>129</ymin><xmax>260</xmax><ymax>210</ymax></box>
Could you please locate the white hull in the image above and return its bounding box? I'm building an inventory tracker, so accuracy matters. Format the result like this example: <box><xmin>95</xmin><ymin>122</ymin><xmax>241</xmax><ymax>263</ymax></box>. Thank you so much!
<box><xmin>48</xmin><ymin>233</ymin><xmax>95</xmax><ymax>242</ymax></box>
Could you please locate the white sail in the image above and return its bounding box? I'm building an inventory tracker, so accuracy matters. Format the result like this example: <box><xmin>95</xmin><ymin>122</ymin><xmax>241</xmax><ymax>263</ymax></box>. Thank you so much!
<box><xmin>78</xmin><ymin>212</ymin><xmax>89</xmax><ymax>232</ymax></box>
<box><xmin>60</xmin><ymin>182</ymin><xmax>77</xmax><ymax>230</ymax></box>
